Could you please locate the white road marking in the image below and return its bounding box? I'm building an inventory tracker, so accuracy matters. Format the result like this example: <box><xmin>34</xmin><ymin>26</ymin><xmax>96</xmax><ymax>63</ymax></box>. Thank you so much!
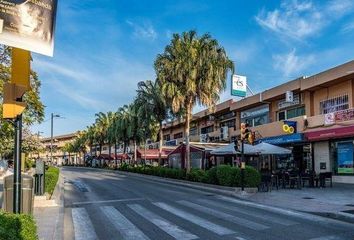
<box><xmin>72</xmin><ymin>208</ymin><xmax>98</xmax><ymax>240</ymax></box>
<box><xmin>101</xmin><ymin>206</ymin><xmax>150</xmax><ymax>240</ymax></box>
<box><xmin>177</xmin><ymin>200</ymin><xmax>269</xmax><ymax>231</ymax></box>
<box><xmin>235</xmin><ymin>237</ymin><xmax>248</xmax><ymax>240</ymax></box>
<box><xmin>128</xmin><ymin>204</ymin><xmax>198</xmax><ymax>240</ymax></box>
<box><xmin>197</xmin><ymin>198</ymin><xmax>297</xmax><ymax>226</ymax></box>
<box><xmin>72</xmin><ymin>197</ymin><xmax>144</xmax><ymax>205</ymax></box>
<box><xmin>217</xmin><ymin>196</ymin><xmax>354</xmax><ymax>228</ymax></box>
<box><xmin>309</xmin><ymin>236</ymin><xmax>346</xmax><ymax>240</ymax></box>
<box><xmin>153</xmin><ymin>202</ymin><xmax>234</xmax><ymax>236</ymax></box>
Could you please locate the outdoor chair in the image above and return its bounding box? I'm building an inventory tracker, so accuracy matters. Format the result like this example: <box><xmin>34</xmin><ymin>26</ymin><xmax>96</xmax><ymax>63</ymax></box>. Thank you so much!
<box><xmin>319</xmin><ymin>172</ymin><xmax>333</xmax><ymax>188</ymax></box>
<box><xmin>259</xmin><ymin>174</ymin><xmax>272</xmax><ymax>192</ymax></box>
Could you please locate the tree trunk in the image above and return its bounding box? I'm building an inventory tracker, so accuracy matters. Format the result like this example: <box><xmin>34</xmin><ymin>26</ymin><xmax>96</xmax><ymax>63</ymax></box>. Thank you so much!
<box><xmin>134</xmin><ymin>140</ymin><xmax>137</xmax><ymax>165</ymax></box>
<box><xmin>185</xmin><ymin>103</ymin><xmax>192</xmax><ymax>173</ymax></box>
<box><xmin>115</xmin><ymin>142</ymin><xmax>118</xmax><ymax>168</ymax></box>
<box><xmin>99</xmin><ymin>144</ymin><xmax>103</xmax><ymax>167</ymax></box>
<box><xmin>158</xmin><ymin>122</ymin><xmax>163</xmax><ymax>166</ymax></box>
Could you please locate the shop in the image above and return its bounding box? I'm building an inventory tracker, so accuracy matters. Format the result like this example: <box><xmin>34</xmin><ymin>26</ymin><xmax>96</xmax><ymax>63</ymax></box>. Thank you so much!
<box><xmin>305</xmin><ymin>125</ymin><xmax>354</xmax><ymax>184</ymax></box>
<box><xmin>258</xmin><ymin>133</ymin><xmax>311</xmax><ymax>173</ymax></box>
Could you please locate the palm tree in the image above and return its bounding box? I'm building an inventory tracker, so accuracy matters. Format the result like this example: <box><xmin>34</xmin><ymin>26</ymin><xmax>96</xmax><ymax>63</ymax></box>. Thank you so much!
<box><xmin>62</xmin><ymin>142</ymin><xmax>74</xmax><ymax>165</ymax></box>
<box><xmin>136</xmin><ymin>80</ymin><xmax>168</xmax><ymax>165</ymax></box>
<box><xmin>155</xmin><ymin>30</ymin><xmax>234</xmax><ymax>172</ymax></box>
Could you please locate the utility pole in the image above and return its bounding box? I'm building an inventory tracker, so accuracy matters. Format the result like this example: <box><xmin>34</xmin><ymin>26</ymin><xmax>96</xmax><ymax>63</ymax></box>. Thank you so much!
<box><xmin>50</xmin><ymin>113</ymin><xmax>60</xmax><ymax>165</ymax></box>
<box><xmin>13</xmin><ymin>114</ymin><xmax>22</xmax><ymax>213</ymax></box>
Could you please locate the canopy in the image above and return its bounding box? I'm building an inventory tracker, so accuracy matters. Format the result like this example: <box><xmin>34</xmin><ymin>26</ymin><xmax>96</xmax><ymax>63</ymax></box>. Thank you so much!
<box><xmin>210</xmin><ymin>142</ymin><xmax>291</xmax><ymax>155</ymax></box>
<box><xmin>253</xmin><ymin>142</ymin><xmax>291</xmax><ymax>155</ymax></box>
<box><xmin>210</xmin><ymin>142</ymin><xmax>259</xmax><ymax>155</ymax></box>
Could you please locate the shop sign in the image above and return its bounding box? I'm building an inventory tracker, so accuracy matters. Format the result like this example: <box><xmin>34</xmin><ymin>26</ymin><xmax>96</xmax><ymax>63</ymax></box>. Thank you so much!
<box><xmin>337</xmin><ymin>142</ymin><xmax>354</xmax><ymax>174</ymax></box>
<box><xmin>0</xmin><ymin>0</ymin><xmax>58</xmax><ymax>56</ymax></box>
<box><xmin>324</xmin><ymin>112</ymin><xmax>335</xmax><ymax>125</ymax></box>
<box><xmin>282</xmin><ymin>121</ymin><xmax>297</xmax><ymax>134</ymax></box>
<box><xmin>335</xmin><ymin>108</ymin><xmax>354</xmax><ymax>122</ymax></box>
<box><xmin>231</xmin><ymin>75</ymin><xmax>247</xmax><ymax>97</ymax></box>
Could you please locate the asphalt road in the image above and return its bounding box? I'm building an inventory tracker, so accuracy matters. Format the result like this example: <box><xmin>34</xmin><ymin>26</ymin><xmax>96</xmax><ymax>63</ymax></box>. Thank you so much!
<box><xmin>62</xmin><ymin>167</ymin><xmax>354</xmax><ymax>240</ymax></box>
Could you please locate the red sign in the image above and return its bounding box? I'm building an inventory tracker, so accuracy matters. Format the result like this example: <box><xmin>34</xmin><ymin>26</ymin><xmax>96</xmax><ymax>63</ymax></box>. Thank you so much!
<box><xmin>335</xmin><ymin>108</ymin><xmax>354</xmax><ymax>122</ymax></box>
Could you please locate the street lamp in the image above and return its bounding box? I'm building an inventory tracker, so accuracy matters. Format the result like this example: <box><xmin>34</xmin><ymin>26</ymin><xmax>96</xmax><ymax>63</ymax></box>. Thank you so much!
<box><xmin>37</xmin><ymin>131</ymin><xmax>44</xmax><ymax>158</ymax></box>
<box><xmin>50</xmin><ymin>113</ymin><xmax>60</xmax><ymax>165</ymax></box>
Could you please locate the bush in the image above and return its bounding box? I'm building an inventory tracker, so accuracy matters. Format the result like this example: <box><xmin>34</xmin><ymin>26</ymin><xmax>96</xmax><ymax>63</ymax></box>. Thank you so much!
<box><xmin>216</xmin><ymin>165</ymin><xmax>239</xmax><ymax>187</ymax></box>
<box><xmin>186</xmin><ymin>169</ymin><xmax>207</xmax><ymax>182</ymax></box>
<box><xmin>205</xmin><ymin>167</ymin><xmax>218</xmax><ymax>184</ymax></box>
<box><xmin>0</xmin><ymin>210</ymin><xmax>38</xmax><ymax>240</ymax></box>
<box><xmin>45</xmin><ymin>167</ymin><xmax>59</xmax><ymax>196</ymax></box>
<box><xmin>244</xmin><ymin>166</ymin><xmax>261</xmax><ymax>188</ymax></box>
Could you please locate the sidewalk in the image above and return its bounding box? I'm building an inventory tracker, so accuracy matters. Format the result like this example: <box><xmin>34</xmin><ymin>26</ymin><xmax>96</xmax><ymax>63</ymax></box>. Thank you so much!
<box><xmin>33</xmin><ymin>173</ymin><xmax>64</xmax><ymax>240</ymax></box>
<box><xmin>244</xmin><ymin>183</ymin><xmax>354</xmax><ymax>214</ymax></box>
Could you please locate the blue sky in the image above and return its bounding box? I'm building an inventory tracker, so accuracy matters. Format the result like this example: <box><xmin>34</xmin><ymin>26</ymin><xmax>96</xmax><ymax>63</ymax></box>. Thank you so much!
<box><xmin>31</xmin><ymin>0</ymin><xmax>354</xmax><ymax>137</ymax></box>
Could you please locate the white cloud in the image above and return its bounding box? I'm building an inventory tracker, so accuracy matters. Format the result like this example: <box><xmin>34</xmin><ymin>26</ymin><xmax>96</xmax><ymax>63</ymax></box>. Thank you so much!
<box><xmin>342</xmin><ymin>21</ymin><xmax>354</xmax><ymax>33</ymax></box>
<box><xmin>273</xmin><ymin>49</ymin><xmax>315</xmax><ymax>77</ymax></box>
<box><xmin>126</xmin><ymin>20</ymin><xmax>157</xmax><ymax>41</ymax></box>
<box><xmin>255</xmin><ymin>0</ymin><xmax>354</xmax><ymax>40</ymax></box>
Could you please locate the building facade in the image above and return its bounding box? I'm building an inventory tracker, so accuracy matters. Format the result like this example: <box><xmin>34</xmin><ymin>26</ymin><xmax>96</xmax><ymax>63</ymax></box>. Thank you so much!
<box><xmin>162</xmin><ymin>60</ymin><xmax>354</xmax><ymax>183</ymax></box>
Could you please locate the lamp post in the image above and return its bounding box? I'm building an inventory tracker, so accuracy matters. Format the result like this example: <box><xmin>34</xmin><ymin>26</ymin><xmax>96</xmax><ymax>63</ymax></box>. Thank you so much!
<box><xmin>37</xmin><ymin>131</ymin><xmax>43</xmax><ymax>158</ymax></box>
<box><xmin>50</xmin><ymin>113</ymin><xmax>60</xmax><ymax>165</ymax></box>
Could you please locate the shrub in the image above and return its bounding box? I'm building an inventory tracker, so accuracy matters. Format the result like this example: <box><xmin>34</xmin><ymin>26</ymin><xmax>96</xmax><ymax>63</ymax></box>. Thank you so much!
<box><xmin>186</xmin><ymin>169</ymin><xmax>206</xmax><ymax>182</ymax></box>
<box><xmin>205</xmin><ymin>167</ymin><xmax>218</xmax><ymax>184</ymax></box>
<box><xmin>216</xmin><ymin>165</ymin><xmax>238</xmax><ymax>187</ymax></box>
<box><xmin>244</xmin><ymin>166</ymin><xmax>261</xmax><ymax>188</ymax></box>
<box><xmin>45</xmin><ymin>167</ymin><xmax>59</xmax><ymax>196</ymax></box>
<box><xmin>0</xmin><ymin>210</ymin><xmax>38</xmax><ymax>240</ymax></box>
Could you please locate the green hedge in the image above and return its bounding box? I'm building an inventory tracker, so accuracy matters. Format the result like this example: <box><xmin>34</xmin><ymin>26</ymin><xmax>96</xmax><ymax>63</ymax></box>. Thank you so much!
<box><xmin>45</xmin><ymin>166</ymin><xmax>59</xmax><ymax>196</ymax></box>
<box><xmin>119</xmin><ymin>164</ymin><xmax>260</xmax><ymax>188</ymax></box>
<box><xmin>0</xmin><ymin>210</ymin><xmax>38</xmax><ymax>240</ymax></box>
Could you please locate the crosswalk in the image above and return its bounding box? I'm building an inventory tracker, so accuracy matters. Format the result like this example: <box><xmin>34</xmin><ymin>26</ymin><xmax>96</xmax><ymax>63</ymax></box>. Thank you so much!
<box><xmin>69</xmin><ymin>198</ymin><xmax>354</xmax><ymax>240</ymax></box>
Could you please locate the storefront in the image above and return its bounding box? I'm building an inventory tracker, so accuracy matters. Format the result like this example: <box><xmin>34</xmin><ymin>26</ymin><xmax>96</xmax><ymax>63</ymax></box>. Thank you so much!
<box><xmin>258</xmin><ymin>133</ymin><xmax>311</xmax><ymax>173</ymax></box>
<box><xmin>305</xmin><ymin>125</ymin><xmax>354</xmax><ymax>183</ymax></box>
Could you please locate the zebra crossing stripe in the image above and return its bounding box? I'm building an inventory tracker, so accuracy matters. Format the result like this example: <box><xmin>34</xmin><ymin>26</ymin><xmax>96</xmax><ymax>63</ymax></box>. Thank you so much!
<box><xmin>101</xmin><ymin>206</ymin><xmax>150</xmax><ymax>240</ymax></box>
<box><xmin>177</xmin><ymin>200</ymin><xmax>269</xmax><ymax>231</ymax></box>
<box><xmin>72</xmin><ymin>208</ymin><xmax>98</xmax><ymax>240</ymax></box>
<box><xmin>153</xmin><ymin>202</ymin><xmax>235</xmax><ymax>236</ymax></box>
<box><xmin>309</xmin><ymin>236</ymin><xmax>346</xmax><ymax>240</ymax></box>
<box><xmin>128</xmin><ymin>204</ymin><xmax>198</xmax><ymax>240</ymax></box>
<box><xmin>197</xmin><ymin>198</ymin><xmax>298</xmax><ymax>226</ymax></box>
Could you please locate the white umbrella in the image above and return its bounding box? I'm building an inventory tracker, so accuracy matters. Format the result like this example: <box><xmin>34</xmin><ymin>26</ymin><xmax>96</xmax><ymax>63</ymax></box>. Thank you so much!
<box><xmin>210</xmin><ymin>142</ymin><xmax>259</xmax><ymax>155</ymax></box>
<box><xmin>253</xmin><ymin>142</ymin><xmax>291</xmax><ymax>155</ymax></box>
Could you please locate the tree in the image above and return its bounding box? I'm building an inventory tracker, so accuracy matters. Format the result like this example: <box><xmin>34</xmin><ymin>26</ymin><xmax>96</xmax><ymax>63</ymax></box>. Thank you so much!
<box><xmin>0</xmin><ymin>45</ymin><xmax>45</xmax><ymax>158</ymax></box>
<box><xmin>135</xmin><ymin>80</ymin><xmax>167</xmax><ymax>165</ymax></box>
<box><xmin>62</xmin><ymin>142</ymin><xmax>74</xmax><ymax>165</ymax></box>
<box><xmin>155</xmin><ymin>30</ymin><xmax>234</xmax><ymax>172</ymax></box>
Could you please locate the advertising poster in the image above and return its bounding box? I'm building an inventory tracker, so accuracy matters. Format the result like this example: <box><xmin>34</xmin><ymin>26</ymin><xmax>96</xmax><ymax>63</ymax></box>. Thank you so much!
<box><xmin>231</xmin><ymin>75</ymin><xmax>247</xmax><ymax>97</ymax></box>
<box><xmin>337</xmin><ymin>142</ymin><xmax>354</xmax><ymax>174</ymax></box>
<box><xmin>0</xmin><ymin>0</ymin><xmax>57</xmax><ymax>56</ymax></box>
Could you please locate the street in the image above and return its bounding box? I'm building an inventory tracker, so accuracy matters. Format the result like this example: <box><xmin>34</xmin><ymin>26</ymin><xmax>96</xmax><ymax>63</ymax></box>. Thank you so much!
<box><xmin>62</xmin><ymin>167</ymin><xmax>354</xmax><ymax>240</ymax></box>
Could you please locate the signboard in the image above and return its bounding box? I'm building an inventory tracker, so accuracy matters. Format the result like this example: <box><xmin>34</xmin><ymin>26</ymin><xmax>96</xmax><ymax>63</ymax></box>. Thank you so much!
<box><xmin>324</xmin><ymin>112</ymin><xmax>335</xmax><ymax>125</ymax></box>
<box><xmin>282</xmin><ymin>121</ymin><xmax>297</xmax><ymax>134</ymax></box>
<box><xmin>285</xmin><ymin>91</ymin><xmax>293</xmax><ymax>103</ymax></box>
<box><xmin>0</xmin><ymin>0</ymin><xmax>58</xmax><ymax>56</ymax></box>
<box><xmin>231</xmin><ymin>75</ymin><xmax>247</xmax><ymax>97</ymax></box>
<box><xmin>337</xmin><ymin>142</ymin><xmax>354</xmax><ymax>174</ymax></box>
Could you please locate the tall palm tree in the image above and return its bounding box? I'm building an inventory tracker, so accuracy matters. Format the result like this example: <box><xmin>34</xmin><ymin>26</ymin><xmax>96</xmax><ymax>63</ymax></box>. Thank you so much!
<box><xmin>155</xmin><ymin>30</ymin><xmax>234</xmax><ymax>172</ymax></box>
<box><xmin>136</xmin><ymin>80</ymin><xmax>168</xmax><ymax>165</ymax></box>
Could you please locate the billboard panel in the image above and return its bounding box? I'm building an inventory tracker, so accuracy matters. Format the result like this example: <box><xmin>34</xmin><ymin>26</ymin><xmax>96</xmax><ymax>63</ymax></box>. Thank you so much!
<box><xmin>0</xmin><ymin>0</ymin><xmax>58</xmax><ymax>56</ymax></box>
<box><xmin>231</xmin><ymin>75</ymin><xmax>247</xmax><ymax>97</ymax></box>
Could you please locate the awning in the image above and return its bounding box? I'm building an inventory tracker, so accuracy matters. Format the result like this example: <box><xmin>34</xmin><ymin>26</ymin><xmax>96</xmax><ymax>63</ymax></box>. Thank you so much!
<box><xmin>259</xmin><ymin>133</ymin><xmax>305</xmax><ymax>145</ymax></box>
<box><xmin>253</xmin><ymin>142</ymin><xmax>291</xmax><ymax>155</ymax></box>
<box><xmin>305</xmin><ymin>126</ymin><xmax>354</xmax><ymax>141</ymax></box>
<box><xmin>210</xmin><ymin>143</ymin><xmax>258</xmax><ymax>155</ymax></box>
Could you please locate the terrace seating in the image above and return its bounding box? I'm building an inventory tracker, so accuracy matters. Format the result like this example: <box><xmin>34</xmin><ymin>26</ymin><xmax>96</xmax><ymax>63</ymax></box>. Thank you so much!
<box><xmin>319</xmin><ymin>172</ymin><xmax>333</xmax><ymax>188</ymax></box>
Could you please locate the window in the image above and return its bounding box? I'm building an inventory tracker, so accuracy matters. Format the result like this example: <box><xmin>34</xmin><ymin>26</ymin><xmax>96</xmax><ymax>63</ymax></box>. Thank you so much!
<box><xmin>163</xmin><ymin>134</ymin><xmax>170</xmax><ymax>141</ymax></box>
<box><xmin>102</xmin><ymin>147</ymin><xmax>107</xmax><ymax>151</ymax></box>
<box><xmin>217</xmin><ymin>111</ymin><xmax>236</xmax><ymax>121</ymax></box>
<box><xmin>201</xmin><ymin>126</ymin><xmax>214</xmax><ymax>134</ymax></box>
<box><xmin>220</xmin><ymin>119</ymin><xmax>235</xmax><ymax>128</ymax></box>
<box><xmin>241</xmin><ymin>105</ymin><xmax>269</xmax><ymax>127</ymax></box>
<box><xmin>173</xmin><ymin>132</ymin><xmax>183</xmax><ymax>139</ymax></box>
<box><xmin>277</xmin><ymin>106</ymin><xmax>305</xmax><ymax>121</ymax></box>
<box><xmin>190</xmin><ymin>127</ymin><xmax>198</xmax><ymax>136</ymax></box>
<box><xmin>320</xmin><ymin>95</ymin><xmax>349</xmax><ymax>114</ymax></box>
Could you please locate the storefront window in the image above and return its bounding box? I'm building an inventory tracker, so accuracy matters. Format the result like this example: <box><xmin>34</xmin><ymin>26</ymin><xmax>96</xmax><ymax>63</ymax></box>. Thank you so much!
<box><xmin>330</xmin><ymin>139</ymin><xmax>354</xmax><ymax>175</ymax></box>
